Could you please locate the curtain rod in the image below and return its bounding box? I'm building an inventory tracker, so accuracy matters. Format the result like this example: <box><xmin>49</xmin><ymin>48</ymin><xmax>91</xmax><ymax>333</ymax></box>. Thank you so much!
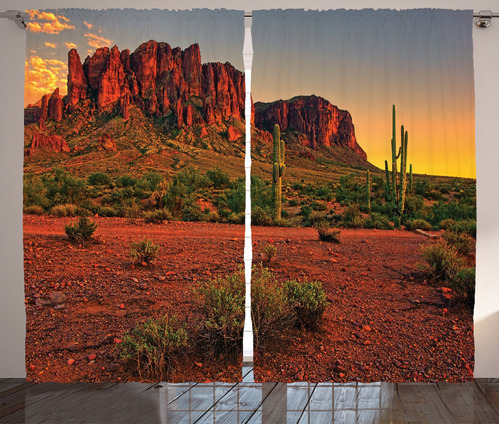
<box><xmin>0</xmin><ymin>10</ymin><xmax>497</xmax><ymax>29</ymax></box>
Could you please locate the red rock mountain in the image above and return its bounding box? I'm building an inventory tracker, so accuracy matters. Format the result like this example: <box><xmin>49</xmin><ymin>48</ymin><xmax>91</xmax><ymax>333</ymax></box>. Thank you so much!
<box><xmin>24</xmin><ymin>40</ymin><xmax>367</xmax><ymax>163</ymax></box>
<box><xmin>254</xmin><ymin>95</ymin><xmax>366</xmax><ymax>160</ymax></box>
<box><xmin>25</xmin><ymin>41</ymin><xmax>245</xmax><ymax>129</ymax></box>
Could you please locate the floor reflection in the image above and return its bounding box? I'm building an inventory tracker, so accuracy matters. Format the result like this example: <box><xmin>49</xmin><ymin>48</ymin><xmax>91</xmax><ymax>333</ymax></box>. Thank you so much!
<box><xmin>6</xmin><ymin>367</ymin><xmax>496</xmax><ymax>423</ymax></box>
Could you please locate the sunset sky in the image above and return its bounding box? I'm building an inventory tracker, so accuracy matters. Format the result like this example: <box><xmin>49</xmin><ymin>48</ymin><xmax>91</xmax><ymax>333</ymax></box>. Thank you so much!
<box><xmin>24</xmin><ymin>8</ymin><xmax>244</xmax><ymax>107</ymax></box>
<box><xmin>252</xmin><ymin>9</ymin><xmax>476</xmax><ymax>179</ymax></box>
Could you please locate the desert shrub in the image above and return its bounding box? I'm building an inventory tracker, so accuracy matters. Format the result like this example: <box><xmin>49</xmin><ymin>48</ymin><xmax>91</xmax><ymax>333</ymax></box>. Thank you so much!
<box><xmin>228</xmin><ymin>212</ymin><xmax>245</xmax><ymax>225</ymax></box>
<box><xmin>364</xmin><ymin>212</ymin><xmax>394</xmax><ymax>230</ymax></box>
<box><xmin>88</xmin><ymin>172</ymin><xmax>111</xmax><ymax>186</ymax></box>
<box><xmin>130</xmin><ymin>239</ymin><xmax>160</xmax><ymax>265</ymax></box>
<box><xmin>251</xmin><ymin>175</ymin><xmax>274</xmax><ymax>211</ymax></box>
<box><xmin>45</xmin><ymin>169</ymin><xmax>87</xmax><ymax>206</ymax></box>
<box><xmin>426</xmin><ymin>190</ymin><xmax>443</xmax><ymax>201</ymax></box>
<box><xmin>119</xmin><ymin>315</ymin><xmax>187</xmax><ymax>381</ymax></box>
<box><xmin>300</xmin><ymin>205</ymin><xmax>313</xmax><ymax>222</ymax></box>
<box><xmin>96</xmin><ymin>206</ymin><xmax>118</xmax><ymax>217</ymax></box>
<box><xmin>415</xmin><ymin>179</ymin><xmax>429</xmax><ymax>196</ymax></box>
<box><xmin>251</xmin><ymin>206</ymin><xmax>273</xmax><ymax>226</ymax></box>
<box><xmin>312</xmin><ymin>201</ymin><xmax>328</xmax><ymax>211</ymax></box>
<box><xmin>316</xmin><ymin>221</ymin><xmax>341</xmax><ymax>243</ymax></box>
<box><xmin>288</xmin><ymin>199</ymin><xmax>299</xmax><ymax>207</ymax></box>
<box><xmin>226</xmin><ymin>179</ymin><xmax>245</xmax><ymax>213</ymax></box>
<box><xmin>116</xmin><ymin>175</ymin><xmax>137</xmax><ymax>188</ymax></box>
<box><xmin>251</xmin><ymin>266</ymin><xmax>292</xmax><ymax>346</ymax></box>
<box><xmin>262</xmin><ymin>243</ymin><xmax>277</xmax><ymax>265</ymax></box>
<box><xmin>404</xmin><ymin>196</ymin><xmax>425</xmax><ymax>215</ymax></box>
<box><xmin>281</xmin><ymin>210</ymin><xmax>289</xmax><ymax>218</ymax></box>
<box><xmin>50</xmin><ymin>203</ymin><xmax>78</xmax><ymax>217</ymax></box>
<box><xmin>141</xmin><ymin>171</ymin><xmax>163</xmax><ymax>191</ymax></box>
<box><xmin>314</xmin><ymin>185</ymin><xmax>333</xmax><ymax>200</ymax></box>
<box><xmin>24</xmin><ymin>205</ymin><xmax>45</xmax><ymax>215</ymax></box>
<box><xmin>450</xmin><ymin>267</ymin><xmax>475</xmax><ymax>307</ymax></box>
<box><xmin>194</xmin><ymin>269</ymin><xmax>245</xmax><ymax>356</ymax></box>
<box><xmin>284</xmin><ymin>279</ymin><xmax>327</xmax><ymax>330</ymax></box>
<box><xmin>439</xmin><ymin>219</ymin><xmax>457</xmax><ymax>230</ymax></box>
<box><xmin>443</xmin><ymin>231</ymin><xmax>475</xmax><ymax>257</ymax></box>
<box><xmin>144</xmin><ymin>209</ymin><xmax>173</xmax><ymax>224</ymax></box>
<box><xmin>430</xmin><ymin>202</ymin><xmax>476</xmax><ymax>228</ymax></box>
<box><xmin>447</xmin><ymin>219</ymin><xmax>476</xmax><ymax>239</ymax></box>
<box><xmin>218</xmin><ymin>208</ymin><xmax>232</xmax><ymax>221</ymax></box>
<box><xmin>65</xmin><ymin>217</ymin><xmax>97</xmax><ymax>244</ymax></box>
<box><xmin>206</xmin><ymin>167</ymin><xmax>231</xmax><ymax>189</ymax></box>
<box><xmin>421</xmin><ymin>240</ymin><xmax>466</xmax><ymax>283</ymax></box>
<box><xmin>181</xmin><ymin>201</ymin><xmax>203</xmax><ymax>222</ymax></box>
<box><xmin>342</xmin><ymin>204</ymin><xmax>365</xmax><ymax>228</ymax></box>
<box><xmin>406</xmin><ymin>219</ymin><xmax>433</xmax><ymax>231</ymax></box>
<box><xmin>336</xmin><ymin>174</ymin><xmax>365</xmax><ymax>205</ymax></box>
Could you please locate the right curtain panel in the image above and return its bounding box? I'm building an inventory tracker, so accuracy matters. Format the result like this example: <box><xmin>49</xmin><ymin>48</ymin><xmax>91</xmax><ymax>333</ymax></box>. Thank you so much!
<box><xmin>251</xmin><ymin>9</ymin><xmax>475</xmax><ymax>383</ymax></box>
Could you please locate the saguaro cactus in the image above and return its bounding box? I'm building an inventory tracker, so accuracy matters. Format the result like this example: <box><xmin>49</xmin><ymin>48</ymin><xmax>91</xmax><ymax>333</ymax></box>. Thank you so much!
<box><xmin>272</xmin><ymin>124</ymin><xmax>286</xmax><ymax>219</ymax></box>
<box><xmin>386</xmin><ymin>105</ymin><xmax>412</xmax><ymax>227</ymax></box>
<box><xmin>366</xmin><ymin>170</ymin><xmax>371</xmax><ymax>211</ymax></box>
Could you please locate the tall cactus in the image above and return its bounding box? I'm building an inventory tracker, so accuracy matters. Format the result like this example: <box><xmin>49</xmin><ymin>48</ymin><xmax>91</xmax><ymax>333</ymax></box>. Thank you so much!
<box><xmin>386</xmin><ymin>105</ymin><xmax>412</xmax><ymax>227</ymax></box>
<box><xmin>272</xmin><ymin>124</ymin><xmax>286</xmax><ymax>219</ymax></box>
<box><xmin>366</xmin><ymin>170</ymin><xmax>371</xmax><ymax>211</ymax></box>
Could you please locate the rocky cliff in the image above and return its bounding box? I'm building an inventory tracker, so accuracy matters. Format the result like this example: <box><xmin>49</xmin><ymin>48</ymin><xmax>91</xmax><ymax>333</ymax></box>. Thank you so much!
<box><xmin>254</xmin><ymin>95</ymin><xmax>366</xmax><ymax>160</ymax></box>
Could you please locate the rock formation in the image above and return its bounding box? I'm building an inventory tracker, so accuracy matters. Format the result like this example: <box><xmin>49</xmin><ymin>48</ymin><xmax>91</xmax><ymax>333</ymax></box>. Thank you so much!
<box><xmin>254</xmin><ymin>95</ymin><xmax>366</xmax><ymax>160</ymax></box>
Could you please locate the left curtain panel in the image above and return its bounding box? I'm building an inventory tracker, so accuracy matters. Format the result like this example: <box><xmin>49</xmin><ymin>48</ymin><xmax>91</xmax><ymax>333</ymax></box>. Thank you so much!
<box><xmin>23</xmin><ymin>9</ymin><xmax>246</xmax><ymax>383</ymax></box>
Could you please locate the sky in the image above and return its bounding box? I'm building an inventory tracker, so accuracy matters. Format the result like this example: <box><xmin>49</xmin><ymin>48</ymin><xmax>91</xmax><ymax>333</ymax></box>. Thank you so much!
<box><xmin>24</xmin><ymin>8</ymin><xmax>245</xmax><ymax>107</ymax></box>
<box><xmin>252</xmin><ymin>9</ymin><xmax>476</xmax><ymax>179</ymax></box>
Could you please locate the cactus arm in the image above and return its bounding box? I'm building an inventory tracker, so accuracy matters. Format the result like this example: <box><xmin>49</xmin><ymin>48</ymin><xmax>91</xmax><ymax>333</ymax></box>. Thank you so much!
<box><xmin>385</xmin><ymin>160</ymin><xmax>391</xmax><ymax>201</ymax></box>
<box><xmin>391</xmin><ymin>105</ymin><xmax>397</xmax><ymax>210</ymax></box>
<box><xmin>272</xmin><ymin>123</ymin><xmax>284</xmax><ymax>219</ymax></box>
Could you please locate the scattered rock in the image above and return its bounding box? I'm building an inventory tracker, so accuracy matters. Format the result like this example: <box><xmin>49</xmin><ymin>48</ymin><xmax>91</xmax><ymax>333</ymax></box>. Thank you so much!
<box><xmin>67</xmin><ymin>359</ymin><xmax>75</xmax><ymax>365</ymax></box>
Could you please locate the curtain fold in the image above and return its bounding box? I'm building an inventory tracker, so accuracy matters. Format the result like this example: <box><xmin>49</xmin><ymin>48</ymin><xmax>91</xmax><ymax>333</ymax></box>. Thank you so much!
<box><xmin>251</xmin><ymin>9</ymin><xmax>475</xmax><ymax>383</ymax></box>
<box><xmin>23</xmin><ymin>8</ymin><xmax>245</xmax><ymax>383</ymax></box>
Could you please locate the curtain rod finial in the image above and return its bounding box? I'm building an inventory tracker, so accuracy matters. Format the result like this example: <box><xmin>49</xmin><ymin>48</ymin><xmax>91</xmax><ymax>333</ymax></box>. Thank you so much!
<box><xmin>0</xmin><ymin>10</ymin><xmax>27</xmax><ymax>29</ymax></box>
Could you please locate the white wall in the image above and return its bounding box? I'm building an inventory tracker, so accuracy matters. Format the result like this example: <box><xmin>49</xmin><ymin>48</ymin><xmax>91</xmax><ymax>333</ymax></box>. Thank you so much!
<box><xmin>0</xmin><ymin>0</ymin><xmax>497</xmax><ymax>378</ymax></box>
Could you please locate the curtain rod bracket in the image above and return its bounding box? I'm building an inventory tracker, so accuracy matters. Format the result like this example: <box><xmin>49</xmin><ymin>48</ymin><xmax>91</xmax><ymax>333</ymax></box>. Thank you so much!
<box><xmin>0</xmin><ymin>10</ymin><xmax>27</xmax><ymax>29</ymax></box>
<box><xmin>475</xmin><ymin>10</ymin><xmax>493</xmax><ymax>28</ymax></box>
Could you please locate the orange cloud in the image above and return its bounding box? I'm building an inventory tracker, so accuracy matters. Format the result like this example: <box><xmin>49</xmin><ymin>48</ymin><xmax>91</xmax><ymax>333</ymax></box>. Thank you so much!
<box><xmin>65</xmin><ymin>42</ymin><xmax>77</xmax><ymax>49</ymax></box>
<box><xmin>44</xmin><ymin>42</ymin><xmax>57</xmax><ymax>49</ymax></box>
<box><xmin>24</xmin><ymin>55</ymin><xmax>68</xmax><ymax>107</ymax></box>
<box><xmin>85</xmin><ymin>33</ymin><xmax>112</xmax><ymax>49</ymax></box>
<box><xmin>83</xmin><ymin>20</ymin><xmax>93</xmax><ymax>29</ymax></box>
<box><xmin>26</xmin><ymin>10</ymin><xmax>75</xmax><ymax>34</ymax></box>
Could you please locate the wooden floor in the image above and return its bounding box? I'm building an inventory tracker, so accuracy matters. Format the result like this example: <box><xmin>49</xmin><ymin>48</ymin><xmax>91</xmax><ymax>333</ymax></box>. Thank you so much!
<box><xmin>1</xmin><ymin>367</ymin><xmax>498</xmax><ymax>423</ymax></box>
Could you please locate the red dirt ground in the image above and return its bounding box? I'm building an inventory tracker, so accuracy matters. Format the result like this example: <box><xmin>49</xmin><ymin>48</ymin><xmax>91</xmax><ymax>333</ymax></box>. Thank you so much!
<box><xmin>24</xmin><ymin>216</ymin><xmax>474</xmax><ymax>384</ymax></box>
<box><xmin>252</xmin><ymin>226</ymin><xmax>474</xmax><ymax>383</ymax></box>
<box><xmin>24</xmin><ymin>215</ymin><xmax>244</xmax><ymax>383</ymax></box>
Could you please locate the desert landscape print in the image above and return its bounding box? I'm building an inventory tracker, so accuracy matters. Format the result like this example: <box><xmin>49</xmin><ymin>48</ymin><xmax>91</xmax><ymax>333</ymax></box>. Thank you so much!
<box><xmin>249</xmin><ymin>9</ymin><xmax>476</xmax><ymax>383</ymax></box>
<box><xmin>23</xmin><ymin>9</ymin><xmax>247</xmax><ymax>383</ymax></box>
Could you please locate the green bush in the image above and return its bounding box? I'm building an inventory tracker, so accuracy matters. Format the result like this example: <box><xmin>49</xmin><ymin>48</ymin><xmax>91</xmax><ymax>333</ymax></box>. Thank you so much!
<box><xmin>144</xmin><ymin>209</ymin><xmax>173</xmax><ymax>224</ymax></box>
<box><xmin>65</xmin><ymin>217</ymin><xmax>97</xmax><ymax>244</ymax></box>
<box><xmin>342</xmin><ymin>204</ymin><xmax>365</xmax><ymax>228</ymax></box>
<box><xmin>421</xmin><ymin>240</ymin><xmax>466</xmax><ymax>283</ymax></box>
<box><xmin>447</xmin><ymin>219</ymin><xmax>476</xmax><ymax>239</ymax></box>
<box><xmin>251</xmin><ymin>206</ymin><xmax>273</xmax><ymax>226</ymax></box>
<box><xmin>96</xmin><ymin>206</ymin><xmax>118</xmax><ymax>217</ymax></box>
<box><xmin>118</xmin><ymin>315</ymin><xmax>187</xmax><ymax>381</ymax></box>
<box><xmin>130</xmin><ymin>239</ymin><xmax>160</xmax><ymax>265</ymax></box>
<box><xmin>194</xmin><ymin>270</ymin><xmax>245</xmax><ymax>356</ymax></box>
<box><xmin>450</xmin><ymin>267</ymin><xmax>475</xmax><ymax>307</ymax></box>
<box><xmin>228</xmin><ymin>212</ymin><xmax>245</xmax><ymax>225</ymax></box>
<box><xmin>364</xmin><ymin>213</ymin><xmax>394</xmax><ymax>230</ymax></box>
<box><xmin>262</xmin><ymin>243</ymin><xmax>277</xmax><ymax>265</ymax></box>
<box><xmin>443</xmin><ymin>231</ymin><xmax>475</xmax><ymax>257</ymax></box>
<box><xmin>181</xmin><ymin>201</ymin><xmax>203</xmax><ymax>222</ymax></box>
<box><xmin>88</xmin><ymin>172</ymin><xmax>111</xmax><ymax>186</ymax></box>
<box><xmin>206</xmin><ymin>167</ymin><xmax>231</xmax><ymax>189</ymax></box>
<box><xmin>439</xmin><ymin>219</ymin><xmax>457</xmax><ymax>230</ymax></box>
<box><xmin>24</xmin><ymin>205</ymin><xmax>45</xmax><ymax>215</ymax></box>
<box><xmin>116</xmin><ymin>175</ymin><xmax>137</xmax><ymax>188</ymax></box>
<box><xmin>50</xmin><ymin>203</ymin><xmax>78</xmax><ymax>217</ymax></box>
<box><xmin>316</xmin><ymin>221</ymin><xmax>341</xmax><ymax>243</ymax></box>
<box><xmin>406</xmin><ymin>219</ymin><xmax>433</xmax><ymax>231</ymax></box>
<box><xmin>284</xmin><ymin>279</ymin><xmax>327</xmax><ymax>330</ymax></box>
<box><xmin>251</xmin><ymin>266</ymin><xmax>292</xmax><ymax>346</ymax></box>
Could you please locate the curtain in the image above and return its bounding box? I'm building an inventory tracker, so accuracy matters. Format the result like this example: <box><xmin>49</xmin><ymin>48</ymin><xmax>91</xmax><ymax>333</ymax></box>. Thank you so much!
<box><xmin>251</xmin><ymin>9</ymin><xmax>475</xmax><ymax>383</ymax></box>
<box><xmin>23</xmin><ymin>8</ymin><xmax>245</xmax><ymax>383</ymax></box>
